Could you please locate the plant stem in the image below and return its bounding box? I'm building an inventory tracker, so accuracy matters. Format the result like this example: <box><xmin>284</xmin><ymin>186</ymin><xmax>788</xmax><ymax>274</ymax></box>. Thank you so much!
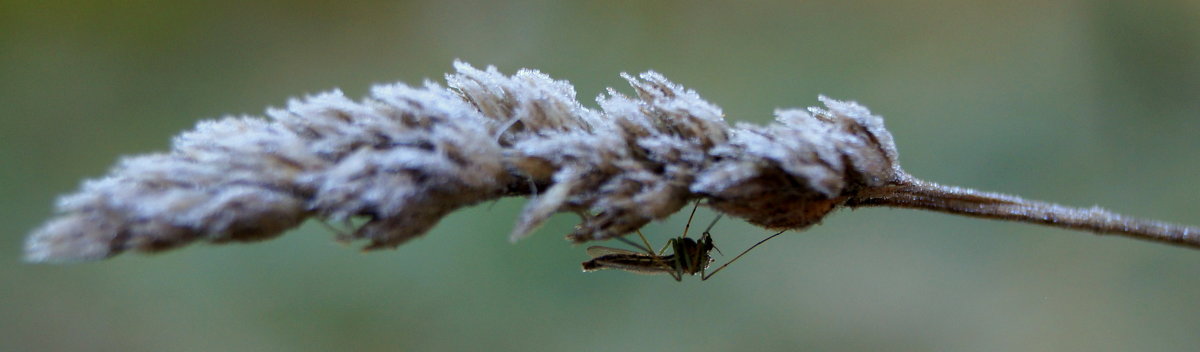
<box><xmin>847</xmin><ymin>176</ymin><xmax>1200</xmax><ymax>249</ymax></box>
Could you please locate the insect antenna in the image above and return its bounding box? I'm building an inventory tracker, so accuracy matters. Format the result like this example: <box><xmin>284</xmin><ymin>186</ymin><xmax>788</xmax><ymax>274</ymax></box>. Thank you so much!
<box><xmin>701</xmin><ymin>229</ymin><xmax>786</xmax><ymax>281</ymax></box>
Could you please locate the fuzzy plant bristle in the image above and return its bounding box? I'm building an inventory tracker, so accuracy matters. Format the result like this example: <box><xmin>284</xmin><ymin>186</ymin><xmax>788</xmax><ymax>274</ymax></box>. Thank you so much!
<box><xmin>24</xmin><ymin>61</ymin><xmax>1199</xmax><ymax>263</ymax></box>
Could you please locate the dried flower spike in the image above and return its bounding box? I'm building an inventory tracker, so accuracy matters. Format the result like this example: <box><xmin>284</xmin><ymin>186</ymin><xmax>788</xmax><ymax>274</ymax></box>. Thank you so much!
<box><xmin>24</xmin><ymin>61</ymin><xmax>1199</xmax><ymax>263</ymax></box>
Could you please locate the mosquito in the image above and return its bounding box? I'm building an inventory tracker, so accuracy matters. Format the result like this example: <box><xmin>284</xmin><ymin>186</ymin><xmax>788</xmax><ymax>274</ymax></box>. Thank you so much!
<box><xmin>580</xmin><ymin>203</ymin><xmax>786</xmax><ymax>281</ymax></box>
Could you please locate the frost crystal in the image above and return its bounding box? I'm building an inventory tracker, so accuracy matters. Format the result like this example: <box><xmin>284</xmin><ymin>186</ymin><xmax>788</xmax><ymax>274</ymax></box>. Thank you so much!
<box><xmin>24</xmin><ymin>61</ymin><xmax>1200</xmax><ymax>262</ymax></box>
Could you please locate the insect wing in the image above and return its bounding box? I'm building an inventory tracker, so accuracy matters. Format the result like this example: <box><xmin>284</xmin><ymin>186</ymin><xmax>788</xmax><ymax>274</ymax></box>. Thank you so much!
<box><xmin>582</xmin><ymin>253</ymin><xmax>675</xmax><ymax>275</ymax></box>
<box><xmin>585</xmin><ymin>246</ymin><xmax>641</xmax><ymax>258</ymax></box>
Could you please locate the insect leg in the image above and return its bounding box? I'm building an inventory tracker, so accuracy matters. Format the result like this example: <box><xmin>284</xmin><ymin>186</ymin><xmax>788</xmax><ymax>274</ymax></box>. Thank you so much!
<box><xmin>680</xmin><ymin>200</ymin><xmax>702</xmax><ymax>239</ymax></box>
<box><xmin>613</xmin><ymin>234</ymin><xmax>653</xmax><ymax>254</ymax></box>
<box><xmin>315</xmin><ymin>218</ymin><xmax>355</xmax><ymax>244</ymax></box>
<box><xmin>635</xmin><ymin>229</ymin><xmax>656</xmax><ymax>255</ymax></box>
<box><xmin>614</xmin><ymin>230</ymin><xmax>682</xmax><ymax>281</ymax></box>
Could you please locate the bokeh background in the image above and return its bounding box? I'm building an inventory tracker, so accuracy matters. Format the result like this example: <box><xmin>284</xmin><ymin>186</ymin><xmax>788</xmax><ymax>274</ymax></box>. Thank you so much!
<box><xmin>3</xmin><ymin>1</ymin><xmax>1198</xmax><ymax>351</ymax></box>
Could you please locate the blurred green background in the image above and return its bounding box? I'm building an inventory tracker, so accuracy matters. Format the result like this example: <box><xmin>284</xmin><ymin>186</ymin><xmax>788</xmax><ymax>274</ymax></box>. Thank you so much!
<box><xmin>3</xmin><ymin>1</ymin><xmax>1198</xmax><ymax>351</ymax></box>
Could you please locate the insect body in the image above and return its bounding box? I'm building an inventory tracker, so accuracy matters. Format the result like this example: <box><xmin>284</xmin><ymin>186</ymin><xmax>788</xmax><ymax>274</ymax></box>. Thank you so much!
<box><xmin>581</xmin><ymin>204</ymin><xmax>785</xmax><ymax>281</ymax></box>
<box><xmin>582</xmin><ymin>233</ymin><xmax>716</xmax><ymax>281</ymax></box>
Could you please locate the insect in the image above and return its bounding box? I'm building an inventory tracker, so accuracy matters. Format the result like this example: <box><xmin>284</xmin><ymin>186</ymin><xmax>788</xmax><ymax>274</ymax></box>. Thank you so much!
<box><xmin>581</xmin><ymin>203</ymin><xmax>786</xmax><ymax>281</ymax></box>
